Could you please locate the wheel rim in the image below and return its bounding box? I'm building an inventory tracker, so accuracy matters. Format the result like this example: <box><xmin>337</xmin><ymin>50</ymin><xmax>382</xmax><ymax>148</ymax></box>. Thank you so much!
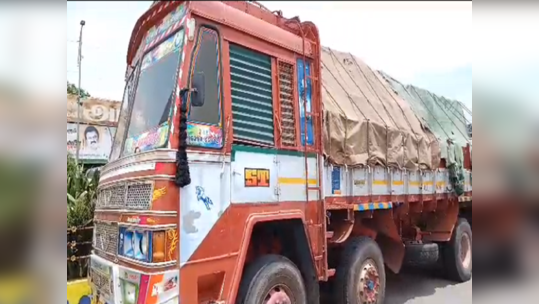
<box><xmin>358</xmin><ymin>259</ymin><xmax>381</xmax><ymax>304</ymax></box>
<box><xmin>265</xmin><ymin>284</ymin><xmax>292</xmax><ymax>304</ymax></box>
<box><xmin>460</xmin><ymin>232</ymin><xmax>472</xmax><ymax>269</ymax></box>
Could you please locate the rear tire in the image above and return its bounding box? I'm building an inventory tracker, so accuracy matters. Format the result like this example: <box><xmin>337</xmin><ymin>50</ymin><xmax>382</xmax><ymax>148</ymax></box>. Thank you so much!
<box><xmin>403</xmin><ymin>242</ymin><xmax>439</xmax><ymax>267</ymax></box>
<box><xmin>334</xmin><ymin>237</ymin><xmax>386</xmax><ymax>304</ymax></box>
<box><xmin>441</xmin><ymin>218</ymin><xmax>472</xmax><ymax>282</ymax></box>
<box><xmin>235</xmin><ymin>254</ymin><xmax>306</xmax><ymax>304</ymax></box>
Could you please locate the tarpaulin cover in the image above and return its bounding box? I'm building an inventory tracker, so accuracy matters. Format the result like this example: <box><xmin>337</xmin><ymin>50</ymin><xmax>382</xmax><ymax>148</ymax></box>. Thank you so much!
<box><xmin>378</xmin><ymin>72</ymin><xmax>471</xmax><ymax>165</ymax></box>
<box><xmin>321</xmin><ymin>46</ymin><xmax>440</xmax><ymax>170</ymax></box>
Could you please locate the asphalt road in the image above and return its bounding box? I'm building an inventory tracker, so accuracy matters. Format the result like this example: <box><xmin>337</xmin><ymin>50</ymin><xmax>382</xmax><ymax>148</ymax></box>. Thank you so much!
<box><xmin>385</xmin><ymin>266</ymin><xmax>539</xmax><ymax>304</ymax></box>
<box><xmin>385</xmin><ymin>268</ymin><xmax>472</xmax><ymax>304</ymax></box>
<box><xmin>386</xmin><ymin>227</ymin><xmax>539</xmax><ymax>304</ymax></box>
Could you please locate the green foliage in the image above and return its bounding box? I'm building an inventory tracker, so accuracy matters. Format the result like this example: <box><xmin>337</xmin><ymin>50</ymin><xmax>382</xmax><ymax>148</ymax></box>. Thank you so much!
<box><xmin>67</xmin><ymin>81</ymin><xmax>91</xmax><ymax>98</ymax></box>
<box><xmin>67</xmin><ymin>154</ymin><xmax>97</xmax><ymax>227</ymax></box>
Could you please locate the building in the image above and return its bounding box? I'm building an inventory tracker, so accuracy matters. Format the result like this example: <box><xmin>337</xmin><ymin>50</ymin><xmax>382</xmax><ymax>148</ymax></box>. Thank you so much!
<box><xmin>67</xmin><ymin>94</ymin><xmax>120</xmax><ymax>164</ymax></box>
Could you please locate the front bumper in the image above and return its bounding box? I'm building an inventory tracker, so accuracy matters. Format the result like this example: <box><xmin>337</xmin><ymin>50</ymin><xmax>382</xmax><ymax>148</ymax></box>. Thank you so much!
<box><xmin>89</xmin><ymin>254</ymin><xmax>179</xmax><ymax>304</ymax></box>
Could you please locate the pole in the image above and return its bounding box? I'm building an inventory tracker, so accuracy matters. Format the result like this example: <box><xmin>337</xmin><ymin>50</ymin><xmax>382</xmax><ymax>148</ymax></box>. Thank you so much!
<box><xmin>76</xmin><ymin>20</ymin><xmax>85</xmax><ymax>164</ymax></box>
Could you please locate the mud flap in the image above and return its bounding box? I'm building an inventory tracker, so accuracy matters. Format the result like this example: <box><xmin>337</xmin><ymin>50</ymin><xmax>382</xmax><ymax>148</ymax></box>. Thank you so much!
<box><xmin>423</xmin><ymin>200</ymin><xmax>460</xmax><ymax>243</ymax></box>
<box><xmin>365</xmin><ymin>210</ymin><xmax>405</xmax><ymax>274</ymax></box>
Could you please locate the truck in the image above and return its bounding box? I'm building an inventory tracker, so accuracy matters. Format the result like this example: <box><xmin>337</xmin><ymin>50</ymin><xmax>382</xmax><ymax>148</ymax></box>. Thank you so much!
<box><xmin>89</xmin><ymin>2</ymin><xmax>473</xmax><ymax>303</ymax></box>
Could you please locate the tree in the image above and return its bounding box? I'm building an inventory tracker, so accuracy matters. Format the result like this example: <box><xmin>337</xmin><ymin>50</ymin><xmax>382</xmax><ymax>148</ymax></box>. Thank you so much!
<box><xmin>67</xmin><ymin>81</ymin><xmax>91</xmax><ymax>98</ymax></box>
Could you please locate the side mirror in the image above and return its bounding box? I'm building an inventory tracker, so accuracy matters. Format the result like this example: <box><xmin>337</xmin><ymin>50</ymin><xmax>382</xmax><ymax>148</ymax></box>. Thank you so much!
<box><xmin>86</xmin><ymin>166</ymin><xmax>101</xmax><ymax>180</ymax></box>
<box><xmin>191</xmin><ymin>72</ymin><xmax>205</xmax><ymax>107</ymax></box>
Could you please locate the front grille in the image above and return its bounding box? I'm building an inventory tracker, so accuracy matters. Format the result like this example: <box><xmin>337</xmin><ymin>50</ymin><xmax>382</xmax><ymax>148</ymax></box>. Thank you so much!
<box><xmin>94</xmin><ymin>222</ymin><xmax>119</xmax><ymax>256</ymax></box>
<box><xmin>90</xmin><ymin>267</ymin><xmax>113</xmax><ymax>296</ymax></box>
<box><xmin>96</xmin><ymin>182</ymin><xmax>153</xmax><ymax>210</ymax></box>
<box><xmin>97</xmin><ymin>184</ymin><xmax>125</xmax><ymax>208</ymax></box>
<box><xmin>126</xmin><ymin>183</ymin><xmax>154</xmax><ymax>209</ymax></box>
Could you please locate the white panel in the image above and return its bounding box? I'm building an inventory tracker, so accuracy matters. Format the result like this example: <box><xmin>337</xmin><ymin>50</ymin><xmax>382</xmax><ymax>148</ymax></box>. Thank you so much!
<box><xmin>408</xmin><ymin>171</ymin><xmax>421</xmax><ymax>195</ymax></box>
<box><xmin>436</xmin><ymin>170</ymin><xmax>446</xmax><ymax>194</ymax></box>
<box><xmin>278</xmin><ymin>154</ymin><xmax>319</xmax><ymax>202</ymax></box>
<box><xmin>231</xmin><ymin>151</ymin><xmax>277</xmax><ymax>204</ymax></box>
<box><xmin>391</xmin><ymin>169</ymin><xmax>405</xmax><ymax>196</ymax></box>
<box><xmin>342</xmin><ymin>166</ymin><xmax>352</xmax><ymax>197</ymax></box>
<box><xmin>312</xmin><ymin>160</ymin><xmax>321</xmax><ymax>200</ymax></box>
<box><xmin>372</xmin><ymin>167</ymin><xmax>390</xmax><ymax>196</ymax></box>
<box><xmin>323</xmin><ymin>165</ymin><xmax>331</xmax><ymax>196</ymax></box>
<box><xmin>179</xmin><ymin>162</ymin><xmax>231</xmax><ymax>265</ymax></box>
<box><xmin>307</xmin><ymin>156</ymin><xmax>319</xmax><ymax>182</ymax></box>
<box><xmin>352</xmin><ymin>167</ymin><xmax>369</xmax><ymax>197</ymax></box>
<box><xmin>316</xmin><ymin>164</ymin><xmax>467</xmax><ymax>199</ymax></box>
<box><xmin>422</xmin><ymin>171</ymin><xmax>435</xmax><ymax>195</ymax></box>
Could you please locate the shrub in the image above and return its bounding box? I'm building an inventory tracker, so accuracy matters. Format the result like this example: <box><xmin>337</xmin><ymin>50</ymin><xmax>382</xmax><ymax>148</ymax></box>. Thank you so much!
<box><xmin>67</xmin><ymin>155</ymin><xmax>98</xmax><ymax>228</ymax></box>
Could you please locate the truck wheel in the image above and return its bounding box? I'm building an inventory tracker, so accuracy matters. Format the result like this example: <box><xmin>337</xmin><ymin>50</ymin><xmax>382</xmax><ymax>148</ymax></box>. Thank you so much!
<box><xmin>334</xmin><ymin>237</ymin><xmax>386</xmax><ymax>304</ymax></box>
<box><xmin>442</xmin><ymin>218</ymin><xmax>472</xmax><ymax>282</ymax></box>
<box><xmin>235</xmin><ymin>254</ymin><xmax>306</xmax><ymax>304</ymax></box>
<box><xmin>403</xmin><ymin>242</ymin><xmax>439</xmax><ymax>267</ymax></box>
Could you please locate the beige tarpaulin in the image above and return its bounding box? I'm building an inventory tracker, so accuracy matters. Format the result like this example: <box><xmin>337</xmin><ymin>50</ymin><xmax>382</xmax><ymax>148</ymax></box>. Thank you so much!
<box><xmin>321</xmin><ymin>46</ymin><xmax>440</xmax><ymax>170</ymax></box>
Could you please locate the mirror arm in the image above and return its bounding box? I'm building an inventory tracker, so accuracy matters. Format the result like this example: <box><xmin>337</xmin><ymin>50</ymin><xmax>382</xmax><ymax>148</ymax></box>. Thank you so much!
<box><xmin>179</xmin><ymin>87</ymin><xmax>197</xmax><ymax>95</ymax></box>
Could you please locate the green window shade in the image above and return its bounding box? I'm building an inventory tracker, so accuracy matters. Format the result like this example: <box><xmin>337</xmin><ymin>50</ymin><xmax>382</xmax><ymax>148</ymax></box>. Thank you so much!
<box><xmin>229</xmin><ymin>44</ymin><xmax>275</xmax><ymax>145</ymax></box>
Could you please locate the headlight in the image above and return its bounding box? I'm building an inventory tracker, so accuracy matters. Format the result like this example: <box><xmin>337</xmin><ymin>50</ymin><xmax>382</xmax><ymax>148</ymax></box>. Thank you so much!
<box><xmin>119</xmin><ymin>228</ymin><xmax>151</xmax><ymax>262</ymax></box>
<box><xmin>133</xmin><ymin>231</ymin><xmax>149</xmax><ymax>261</ymax></box>
<box><xmin>122</xmin><ymin>230</ymin><xmax>134</xmax><ymax>257</ymax></box>
<box><xmin>118</xmin><ymin>228</ymin><xmax>176</xmax><ymax>263</ymax></box>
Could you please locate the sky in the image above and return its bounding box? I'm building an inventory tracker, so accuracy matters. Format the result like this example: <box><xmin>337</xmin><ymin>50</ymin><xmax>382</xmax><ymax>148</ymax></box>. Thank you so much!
<box><xmin>64</xmin><ymin>1</ymin><xmax>537</xmax><ymax>118</ymax></box>
<box><xmin>66</xmin><ymin>1</ymin><xmax>474</xmax><ymax>106</ymax></box>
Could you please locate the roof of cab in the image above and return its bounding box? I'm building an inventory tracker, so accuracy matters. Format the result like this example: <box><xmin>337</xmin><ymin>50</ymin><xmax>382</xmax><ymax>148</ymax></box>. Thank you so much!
<box><xmin>126</xmin><ymin>1</ymin><xmax>319</xmax><ymax>65</ymax></box>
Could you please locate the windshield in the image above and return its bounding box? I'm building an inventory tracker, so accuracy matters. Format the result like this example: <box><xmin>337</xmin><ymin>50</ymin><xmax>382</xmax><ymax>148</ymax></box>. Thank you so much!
<box><xmin>109</xmin><ymin>70</ymin><xmax>136</xmax><ymax>161</ymax></box>
<box><xmin>121</xmin><ymin>28</ymin><xmax>185</xmax><ymax>157</ymax></box>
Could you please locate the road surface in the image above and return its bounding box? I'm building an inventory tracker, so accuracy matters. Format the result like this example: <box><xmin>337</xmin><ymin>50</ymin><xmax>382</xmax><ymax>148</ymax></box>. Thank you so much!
<box><xmin>386</xmin><ymin>266</ymin><xmax>539</xmax><ymax>304</ymax></box>
<box><xmin>385</xmin><ymin>268</ymin><xmax>471</xmax><ymax>304</ymax></box>
<box><xmin>386</xmin><ymin>230</ymin><xmax>539</xmax><ymax>304</ymax></box>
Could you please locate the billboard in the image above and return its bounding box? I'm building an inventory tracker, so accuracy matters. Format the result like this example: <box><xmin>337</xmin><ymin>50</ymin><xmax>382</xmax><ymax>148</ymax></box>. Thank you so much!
<box><xmin>67</xmin><ymin>123</ymin><xmax>116</xmax><ymax>161</ymax></box>
<box><xmin>67</xmin><ymin>94</ymin><xmax>120</xmax><ymax>127</ymax></box>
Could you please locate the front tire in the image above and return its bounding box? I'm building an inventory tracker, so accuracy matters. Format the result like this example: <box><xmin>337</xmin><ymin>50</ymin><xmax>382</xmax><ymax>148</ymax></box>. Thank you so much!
<box><xmin>442</xmin><ymin>218</ymin><xmax>472</xmax><ymax>282</ymax></box>
<box><xmin>236</xmin><ymin>254</ymin><xmax>306</xmax><ymax>304</ymax></box>
<box><xmin>334</xmin><ymin>237</ymin><xmax>386</xmax><ymax>304</ymax></box>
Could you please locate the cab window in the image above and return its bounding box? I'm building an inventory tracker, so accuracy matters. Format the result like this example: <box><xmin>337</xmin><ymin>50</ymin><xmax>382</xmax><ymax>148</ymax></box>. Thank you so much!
<box><xmin>188</xmin><ymin>27</ymin><xmax>222</xmax><ymax>125</ymax></box>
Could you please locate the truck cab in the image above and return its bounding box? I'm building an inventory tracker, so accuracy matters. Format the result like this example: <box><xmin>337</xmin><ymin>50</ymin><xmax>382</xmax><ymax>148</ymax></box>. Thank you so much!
<box><xmin>91</xmin><ymin>2</ymin><xmax>324</xmax><ymax>303</ymax></box>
